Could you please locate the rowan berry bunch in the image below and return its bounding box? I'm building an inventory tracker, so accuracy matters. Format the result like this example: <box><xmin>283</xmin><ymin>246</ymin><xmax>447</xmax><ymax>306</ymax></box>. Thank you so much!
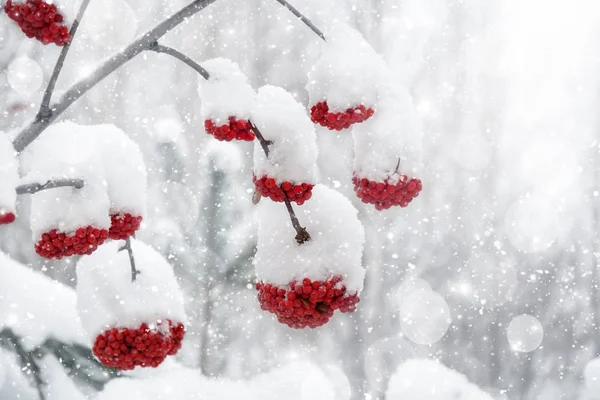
<box><xmin>204</xmin><ymin>117</ymin><xmax>255</xmax><ymax>142</ymax></box>
<box><xmin>109</xmin><ymin>213</ymin><xmax>143</xmax><ymax>240</ymax></box>
<box><xmin>252</xmin><ymin>175</ymin><xmax>314</xmax><ymax>205</ymax></box>
<box><xmin>92</xmin><ymin>320</ymin><xmax>185</xmax><ymax>370</ymax></box>
<box><xmin>35</xmin><ymin>226</ymin><xmax>109</xmax><ymax>259</ymax></box>
<box><xmin>256</xmin><ymin>276</ymin><xmax>359</xmax><ymax>329</ymax></box>
<box><xmin>4</xmin><ymin>0</ymin><xmax>71</xmax><ymax>46</ymax></box>
<box><xmin>310</xmin><ymin>101</ymin><xmax>375</xmax><ymax>131</ymax></box>
<box><xmin>353</xmin><ymin>175</ymin><xmax>422</xmax><ymax>210</ymax></box>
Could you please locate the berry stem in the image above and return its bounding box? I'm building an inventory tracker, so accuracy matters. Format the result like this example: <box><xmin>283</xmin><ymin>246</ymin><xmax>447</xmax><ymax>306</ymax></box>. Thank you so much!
<box><xmin>273</xmin><ymin>0</ymin><xmax>326</xmax><ymax>41</ymax></box>
<box><xmin>150</xmin><ymin>43</ymin><xmax>210</xmax><ymax>80</ymax></box>
<box><xmin>12</xmin><ymin>0</ymin><xmax>220</xmax><ymax>153</ymax></box>
<box><xmin>250</xmin><ymin>122</ymin><xmax>273</xmax><ymax>157</ymax></box>
<box><xmin>39</xmin><ymin>0</ymin><xmax>93</xmax><ymax>120</ymax></box>
<box><xmin>119</xmin><ymin>237</ymin><xmax>140</xmax><ymax>282</ymax></box>
<box><xmin>15</xmin><ymin>178</ymin><xmax>85</xmax><ymax>195</ymax></box>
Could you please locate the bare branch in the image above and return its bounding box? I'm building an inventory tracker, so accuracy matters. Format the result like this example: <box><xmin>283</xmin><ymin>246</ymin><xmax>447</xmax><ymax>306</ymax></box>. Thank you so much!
<box><xmin>273</xmin><ymin>0</ymin><xmax>326</xmax><ymax>41</ymax></box>
<box><xmin>150</xmin><ymin>43</ymin><xmax>210</xmax><ymax>80</ymax></box>
<box><xmin>119</xmin><ymin>237</ymin><xmax>140</xmax><ymax>282</ymax></box>
<box><xmin>12</xmin><ymin>0</ymin><xmax>220</xmax><ymax>152</ymax></box>
<box><xmin>250</xmin><ymin>122</ymin><xmax>273</xmax><ymax>157</ymax></box>
<box><xmin>39</xmin><ymin>0</ymin><xmax>93</xmax><ymax>119</ymax></box>
<box><xmin>16</xmin><ymin>178</ymin><xmax>84</xmax><ymax>195</ymax></box>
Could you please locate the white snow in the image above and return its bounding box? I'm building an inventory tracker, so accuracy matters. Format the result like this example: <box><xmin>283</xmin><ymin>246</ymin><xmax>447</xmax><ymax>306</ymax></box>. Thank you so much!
<box><xmin>252</xmin><ymin>85</ymin><xmax>318</xmax><ymax>184</ymax></box>
<box><xmin>0</xmin><ymin>251</ymin><xmax>86</xmax><ymax>349</ymax></box>
<box><xmin>0</xmin><ymin>131</ymin><xmax>18</xmax><ymax>215</ymax></box>
<box><xmin>0</xmin><ymin>349</ymin><xmax>38</xmax><ymax>400</ymax></box>
<box><xmin>352</xmin><ymin>83</ymin><xmax>423</xmax><ymax>183</ymax></box>
<box><xmin>41</xmin><ymin>356</ymin><xmax>87</xmax><ymax>400</ymax></box>
<box><xmin>386</xmin><ymin>359</ymin><xmax>494</xmax><ymax>400</ymax></box>
<box><xmin>94</xmin><ymin>124</ymin><xmax>147</xmax><ymax>217</ymax></box>
<box><xmin>20</xmin><ymin>121</ymin><xmax>111</xmax><ymax>239</ymax></box>
<box><xmin>76</xmin><ymin>239</ymin><xmax>186</xmax><ymax>341</ymax></box>
<box><xmin>198</xmin><ymin>58</ymin><xmax>256</xmax><ymax>123</ymax></box>
<box><xmin>306</xmin><ymin>23</ymin><xmax>386</xmax><ymax>112</ymax></box>
<box><xmin>254</xmin><ymin>184</ymin><xmax>365</xmax><ymax>293</ymax></box>
<box><xmin>582</xmin><ymin>358</ymin><xmax>600</xmax><ymax>399</ymax></box>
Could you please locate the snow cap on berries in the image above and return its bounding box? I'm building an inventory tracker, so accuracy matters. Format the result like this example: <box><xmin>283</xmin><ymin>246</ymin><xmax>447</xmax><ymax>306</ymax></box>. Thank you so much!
<box><xmin>76</xmin><ymin>239</ymin><xmax>186</xmax><ymax>341</ymax></box>
<box><xmin>252</xmin><ymin>85</ymin><xmax>318</xmax><ymax>185</ymax></box>
<box><xmin>0</xmin><ymin>132</ymin><xmax>18</xmax><ymax>223</ymax></box>
<box><xmin>198</xmin><ymin>58</ymin><xmax>256</xmax><ymax>123</ymax></box>
<box><xmin>254</xmin><ymin>185</ymin><xmax>365</xmax><ymax>294</ymax></box>
<box><xmin>353</xmin><ymin>84</ymin><xmax>423</xmax><ymax>183</ymax></box>
<box><xmin>306</xmin><ymin>22</ymin><xmax>386</xmax><ymax>113</ymax></box>
<box><xmin>20</xmin><ymin>121</ymin><xmax>111</xmax><ymax>240</ymax></box>
<box><xmin>93</xmin><ymin>124</ymin><xmax>147</xmax><ymax>218</ymax></box>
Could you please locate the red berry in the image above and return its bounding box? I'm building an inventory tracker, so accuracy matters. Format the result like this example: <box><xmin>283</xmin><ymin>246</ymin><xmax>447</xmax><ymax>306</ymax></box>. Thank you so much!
<box><xmin>352</xmin><ymin>174</ymin><xmax>422</xmax><ymax>210</ymax></box>
<box><xmin>256</xmin><ymin>276</ymin><xmax>360</xmax><ymax>329</ymax></box>
<box><xmin>34</xmin><ymin>226</ymin><xmax>109</xmax><ymax>259</ymax></box>
<box><xmin>4</xmin><ymin>0</ymin><xmax>71</xmax><ymax>46</ymax></box>
<box><xmin>252</xmin><ymin>175</ymin><xmax>314</xmax><ymax>205</ymax></box>
<box><xmin>108</xmin><ymin>213</ymin><xmax>143</xmax><ymax>240</ymax></box>
<box><xmin>93</xmin><ymin>320</ymin><xmax>185</xmax><ymax>370</ymax></box>
<box><xmin>0</xmin><ymin>210</ymin><xmax>16</xmax><ymax>225</ymax></box>
<box><xmin>204</xmin><ymin>117</ymin><xmax>255</xmax><ymax>142</ymax></box>
<box><xmin>309</xmin><ymin>101</ymin><xmax>374</xmax><ymax>131</ymax></box>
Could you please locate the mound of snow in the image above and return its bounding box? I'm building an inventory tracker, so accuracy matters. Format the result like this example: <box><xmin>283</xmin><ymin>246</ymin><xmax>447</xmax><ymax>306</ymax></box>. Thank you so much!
<box><xmin>76</xmin><ymin>239</ymin><xmax>186</xmax><ymax>341</ymax></box>
<box><xmin>0</xmin><ymin>251</ymin><xmax>85</xmax><ymax>349</ymax></box>
<box><xmin>252</xmin><ymin>85</ymin><xmax>318</xmax><ymax>185</ymax></box>
<box><xmin>386</xmin><ymin>359</ymin><xmax>494</xmax><ymax>400</ymax></box>
<box><xmin>254</xmin><ymin>184</ymin><xmax>365</xmax><ymax>293</ymax></box>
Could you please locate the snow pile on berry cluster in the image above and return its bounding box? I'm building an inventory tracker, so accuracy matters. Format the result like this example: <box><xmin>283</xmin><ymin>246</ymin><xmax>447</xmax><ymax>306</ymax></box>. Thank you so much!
<box><xmin>386</xmin><ymin>359</ymin><xmax>494</xmax><ymax>400</ymax></box>
<box><xmin>94</xmin><ymin>124</ymin><xmax>147</xmax><ymax>219</ymax></box>
<box><xmin>306</xmin><ymin>23</ymin><xmax>386</xmax><ymax>113</ymax></box>
<box><xmin>76</xmin><ymin>239</ymin><xmax>186</xmax><ymax>341</ymax></box>
<box><xmin>0</xmin><ymin>251</ymin><xmax>85</xmax><ymax>349</ymax></box>
<box><xmin>198</xmin><ymin>58</ymin><xmax>256</xmax><ymax>123</ymax></box>
<box><xmin>252</xmin><ymin>85</ymin><xmax>318</xmax><ymax>185</ymax></box>
<box><xmin>352</xmin><ymin>84</ymin><xmax>423</xmax><ymax>183</ymax></box>
<box><xmin>254</xmin><ymin>184</ymin><xmax>365</xmax><ymax>293</ymax></box>
<box><xmin>20</xmin><ymin>121</ymin><xmax>111</xmax><ymax>240</ymax></box>
<box><xmin>0</xmin><ymin>132</ymin><xmax>18</xmax><ymax>221</ymax></box>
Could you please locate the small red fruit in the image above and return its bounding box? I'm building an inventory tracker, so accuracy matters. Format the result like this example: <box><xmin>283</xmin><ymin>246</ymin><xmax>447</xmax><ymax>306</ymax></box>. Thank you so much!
<box><xmin>252</xmin><ymin>175</ymin><xmax>314</xmax><ymax>205</ymax></box>
<box><xmin>204</xmin><ymin>117</ymin><xmax>255</xmax><ymax>142</ymax></box>
<box><xmin>35</xmin><ymin>226</ymin><xmax>109</xmax><ymax>259</ymax></box>
<box><xmin>0</xmin><ymin>210</ymin><xmax>16</xmax><ymax>225</ymax></box>
<box><xmin>310</xmin><ymin>101</ymin><xmax>374</xmax><ymax>131</ymax></box>
<box><xmin>4</xmin><ymin>0</ymin><xmax>71</xmax><ymax>46</ymax></box>
<box><xmin>352</xmin><ymin>174</ymin><xmax>422</xmax><ymax>210</ymax></box>
<box><xmin>109</xmin><ymin>213</ymin><xmax>143</xmax><ymax>240</ymax></box>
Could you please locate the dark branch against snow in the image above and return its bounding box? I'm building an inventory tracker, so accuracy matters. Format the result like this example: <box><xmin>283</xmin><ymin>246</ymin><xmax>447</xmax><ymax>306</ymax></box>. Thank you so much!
<box><xmin>150</xmin><ymin>43</ymin><xmax>210</xmax><ymax>80</ymax></box>
<box><xmin>16</xmin><ymin>178</ymin><xmax>85</xmax><ymax>195</ymax></box>
<box><xmin>119</xmin><ymin>237</ymin><xmax>140</xmax><ymax>282</ymax></box>
<box><xmin>272</xmin><ymin>0</ymin><xmax>326</xmax><ymax>41</ymax></box>
<box><xmin>12</xmin><ymin>0</ymin><xmax>219</xmax><ymax>152</ymax></box>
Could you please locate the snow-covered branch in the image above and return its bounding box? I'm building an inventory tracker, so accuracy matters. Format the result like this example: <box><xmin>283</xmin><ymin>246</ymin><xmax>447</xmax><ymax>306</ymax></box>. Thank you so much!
<box><xmin>12</xmin><ymin>0</ymin><xmax>220</xmax><ymax>152</ymax></box>
<box><xmin>16</xmin><ymin>179</ymin><xmax>84</xmax><ymax>195</ymax></box>
<box><xmin>273</xmin><ymin>0</ymin><xmax>326</xmax><ymax>41</ymax></box>
<box><xmin>119</xmin><ymin>237</ymin><xmax>140</xmax><ymax>282</ymax></box>
<box><xmin>39</xmin><ymin>0</ymin><xmax>92</xmax><ymax>120</ymax></box>
<box><xmin>150</xmin><ymin>43</ymin><xmax>210</xmax><ymax>80</ymax></box>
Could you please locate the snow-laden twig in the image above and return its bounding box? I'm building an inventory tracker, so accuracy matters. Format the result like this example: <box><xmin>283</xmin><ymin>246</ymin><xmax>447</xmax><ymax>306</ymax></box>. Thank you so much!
<box><xmin>119</xmin><ymin>237</ymin><xmax>140</xmax><ymax>282</ymax></box>
<box><xmin>16</xmin><ymin>178</ymin><xmax>85</xmax><ymax>195</ymax></box>
<box><xmin>150</xmin><ymin>43</ymin><xmax>210</xmax><ymax>80</ymax></box>
<box><xmin>273</xmin><ymin>0</ymin><xmax>326</xmax><ymax>41</ymax></box>
<box><xmin>0</xmin><ymin>329</ymin><xmax>46</xmax><ymax>400</ymax></box>
<box><xmin>39</xmin><ymin>0</ymin><xmax>93</xmax><ymax>119</ymax></box>
<box><xmin>12</xmin><ymin>0</ymin><xmax>220</xmax><ymax>152</ymax></box>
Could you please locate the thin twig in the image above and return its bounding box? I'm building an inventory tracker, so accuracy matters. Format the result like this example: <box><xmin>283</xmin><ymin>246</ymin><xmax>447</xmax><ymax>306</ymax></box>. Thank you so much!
<box><xmin>39</xmin><ymin>0</ymin><xmax>93</xmax><ymax>119</ymax></box>
<box><xmin>0</xmin><ymin>329</ymin><xmax>46</xmax><ymax>400</ymax></box>
<box><xmin>150</xmin><ymin>43</ymin><xmax>210</xmax><ymax>80</ymax></box>
<box><xmin>12</xmin><ymin>0</ymin><xmax>220</xmax><ymax>152</ymax></box>
<box><xmin>273</xmin><ymin>0</ymin><xmax>326</xmax><ymax>41</ymax></box>
<box><xmin>119</xmin><ymin>237</ymin><xmax>140</xmax><ymax>282</ymax></box>
<box><xmin>16</xmin><ymin>178</ymin><xmax>84</xmax><ymax>195</ymax></box>
<box><xmin>251</xmin><ymin>123</ymin><xmax>310</xmax><ymax>244</ymax></box>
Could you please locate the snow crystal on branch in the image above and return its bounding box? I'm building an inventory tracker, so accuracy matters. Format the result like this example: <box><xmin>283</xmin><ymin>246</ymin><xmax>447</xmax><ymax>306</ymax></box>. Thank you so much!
<box><xmin>254</xmin><ymin>184</ymin><xmax>365</xmax><ymax>294</ymax></box>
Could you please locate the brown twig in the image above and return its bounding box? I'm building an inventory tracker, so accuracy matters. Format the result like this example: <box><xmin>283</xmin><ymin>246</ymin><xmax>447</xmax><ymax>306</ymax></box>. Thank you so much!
<box><xmin>273</xmin><ymin>0</ymin><xmax>326</xmax><ymax>41</ymax></box>
<box><xmin>119</xmin><ymin>237</ymin><xmax>140</xmax><ymax>282</ymax></box>
<box><xmin>150</xmin><ymin>43</ymin><xmax>210</xmax><ymax>80</ymax></box>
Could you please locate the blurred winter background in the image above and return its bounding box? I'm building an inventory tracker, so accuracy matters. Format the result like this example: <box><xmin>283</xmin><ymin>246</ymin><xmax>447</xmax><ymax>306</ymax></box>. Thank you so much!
<box><xmin>2</xmin><ymin>0</ymin><xmax>600</xmax><ymax>399</ymax></box>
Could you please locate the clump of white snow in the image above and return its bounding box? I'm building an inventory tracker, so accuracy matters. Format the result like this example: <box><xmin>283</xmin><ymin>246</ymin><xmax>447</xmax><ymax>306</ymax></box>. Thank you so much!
<box><xmin>198</xmin><ymin>58</ymin><xmax>256</xmax><ymax>123</ymax></box>
<box><xmin>76</xmin><ymin>239</ymin><xmax>186</xmax><ymax>341</ymax></box>
<box><xmin>0</xmin><ymin>131</ymin><xmax>18</xmax><ymax>216</ymax></box>
<box><xmin>252</xmin><ymin>85</ymin><xmax>318</xmax><ymax>185</ymax></box>
<box><xmin>254</xmin><ymin>184</ymin><xmax>365</xmax><ymax>293</ymax></box>
<box><xmin>581</xmin><ymin>358</ymin><xmax>600</xmax><ymax>399</ymax></box>
<box><xmin>306</xmin><ymin>23</ymin><xmax>386</xmax><ymax>112</ymax></box>
<box><xmin>386</xmin><ymin>359</ymin><xmax>494</xmax><ymax>400</ymax></box>
<box><xmin>0</xmin><ymin>251</ymin><xmax>86</xmax><ymax>349</ymax></box>
<box><xmin>20</xmin><ymin>121</ymin><xmax>111</xmax><ymax>239</ymax></box>
<box><xmin>353</xmin><ymin>84</ymin><xmax>423</xmax><ymax>183</ymax></box>
<box><xmin>93</xmin><ymin>124</ymin><xmax>147</xmax><ymax>217</ymax></box>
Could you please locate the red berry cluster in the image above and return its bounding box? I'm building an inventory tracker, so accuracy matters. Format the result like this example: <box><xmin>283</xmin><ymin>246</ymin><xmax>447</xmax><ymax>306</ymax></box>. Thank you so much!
<box><xmin>256</xmin><ymin>277</ymin><xmax>360</xmax><ymax>329</ymax></box>
<box><xmin>204</xmin><ymin>117</ymin><xmax>255</xmax><ymax>142</ymax></box>
<box><xmin>4</xmin><ymin>0</ymin><xmax>71</xmax><ymax>46</ymax></box>
<box><xmin>109</xmin><ymin>213</ymin><xmax>143</xmax><ymax>240</ymax></box>
<box><xmin>352</xmin><ymin>174</ymin><xmax>422</xmax><ymax>210</ymax></box>
<box><xmin>310</xmin><ymin>101</ymin><xmax>375</xmax><ymax>131</ymax></box>
<box><xmin>93</xmin><ymin>320</ymin><xmax>185</xmax><ymax>371</ymax></box>
<box><xmin>35</xmin><ymin>226</ymin><xmax>109</xmax><ymax>259</ymax></box>
<box><xmin>252</xmin><ymin>176</ymin><xmax>313</xmax><ymax>205</ymax></box>
<box><xmin>0</xmin><ymin>210</ymin><xmax>16</xmax><ymax>225</ymax></box>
